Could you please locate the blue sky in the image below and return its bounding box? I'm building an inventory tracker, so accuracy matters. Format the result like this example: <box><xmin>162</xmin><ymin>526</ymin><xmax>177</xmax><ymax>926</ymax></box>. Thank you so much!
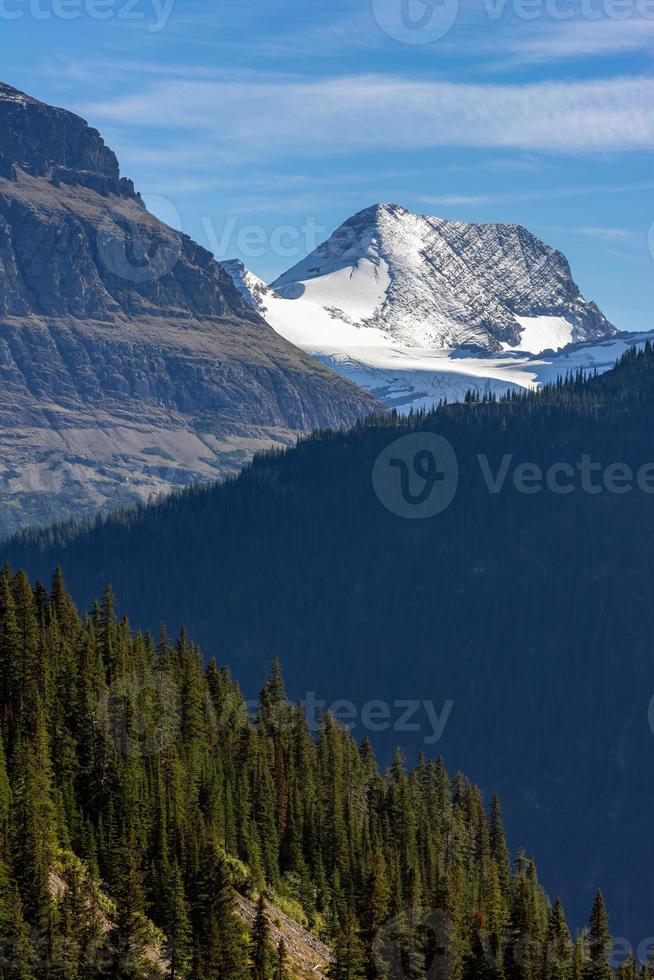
<box><xmin>1</xmin><ymin>0</ymin><xmax>652</xmax><ymax>330</ymax></box>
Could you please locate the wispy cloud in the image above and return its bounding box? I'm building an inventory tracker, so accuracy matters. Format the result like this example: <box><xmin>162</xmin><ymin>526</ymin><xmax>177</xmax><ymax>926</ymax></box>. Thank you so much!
<box><xmin>576</xmin><ymin>226</ymin><xmax>642</xmax><ymax>243</ymax></box>
<box><xmin>420</xmin><ymin>182</ymin><xmax>654</xmax><ymax>210</ymax></box>
<box><xmin>505</xmin><ymin>18</ymin><xmax>654</xmax><ymax>63</ymax></box>
<box><xmin>421</xmin><ymin>194</ymin><xmax>494</xmax><ymax>205</ymax></box>
<box><xmin>78</xmin><ymin>73</ymin><xmax>654</xmax><ymax>159</ymax></box>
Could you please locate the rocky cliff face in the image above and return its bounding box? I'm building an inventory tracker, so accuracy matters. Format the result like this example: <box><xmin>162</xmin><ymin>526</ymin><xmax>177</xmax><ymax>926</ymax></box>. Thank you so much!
<box><xmin>0</xmin><ymin>83</ymin><xmax>378</xmax><ymax>537</ymax></box>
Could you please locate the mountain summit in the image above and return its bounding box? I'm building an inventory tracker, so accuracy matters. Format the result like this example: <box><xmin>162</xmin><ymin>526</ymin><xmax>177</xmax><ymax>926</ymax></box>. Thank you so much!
<box><xmin>0</xmin><ymin>82</ymin><xmax>134</xmax><ymax>196</ymax></box>
<box><xmin>228</xmin><ymin>204</ymin><xmax>622</xmax><ymax>409</ymax></box>
<box><xmin>0</xmin><ymin>84</ymin><xmax>378</xmax><ymax>536</ymax></box>
<box><xmin>274</xmin><ymin>203</ymin><xmax>615</xmax><ymax>351</ymax></box>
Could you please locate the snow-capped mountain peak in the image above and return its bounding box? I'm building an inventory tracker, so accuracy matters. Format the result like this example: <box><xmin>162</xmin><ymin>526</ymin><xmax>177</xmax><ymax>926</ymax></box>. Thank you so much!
<box><xmin>271</xmin><ymin>203</ymin><xmax>615</xmax><ymax>352</ymax></box>
<box><xmin>224</xmin><ymin>204</ymin><xmax>626</xmax><ymax>411</ymax></box>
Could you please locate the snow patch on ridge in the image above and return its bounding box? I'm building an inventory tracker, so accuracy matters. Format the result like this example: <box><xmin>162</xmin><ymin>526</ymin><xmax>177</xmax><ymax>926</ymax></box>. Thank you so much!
<box><xmin>504</xmin><ymin>316</ymin><xmax>575</xmax><ymax>354</ymax></box>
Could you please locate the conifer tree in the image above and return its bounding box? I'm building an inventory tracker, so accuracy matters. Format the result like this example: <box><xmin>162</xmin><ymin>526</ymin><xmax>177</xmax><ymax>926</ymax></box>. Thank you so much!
<box><xmin>489</xmin><ymin>795</ymin><xmax>512</xmax><ymax>893</ymax></box>
<box><xmin>164</xmin><ymin>863</ymin><xmax>192</xmax><ymax>979</ymax></box>
<box><xmin>10</xmin><ymin>707</ymin><xmax>57</xmax><ymax>929</ymax></box>
<box><xmin>584</xmin><ymin>891</ymin><xmax>613</xmax><ymax>980</ymax></box>
<box><xmin>251</xmin><ymin>893</ymin><xmax>270</xmax><ymax>980</ymax></box>
<box><xmin>0</xmin><ymin>881</ymin><xmax>35</xmax><ymax>980</ymax></box>
<box><xmin>543</xmin><ymin>898</ymin><xmax>573</xmax><ymax>980</ymax></box>
<box><xmin>572</xmin><ymin>933</ymin><xmax>587</xmax><ymax>980</ymax></box>
<box><xmin>193</xmin><ymin>844</ymin><xmax>248</xmax><ymax>980</ymax></box>
<box><xmin>617</xmin><ymin>953</ymin><xmax>638</xmax><ymax>980</ymax></box>
<box><xmin>330</xmin><ymin>910</ymin><xmax>366</xmax><ymax>980</ymax></box>
<box><xmin>106</xmin><ymin>837</ymin><xmax>155</xmax><ymax>979</ymax></box>
<box><xmin>273</xmin><ymin>939</ymin><xmax>287</xmax><ymax>980</ymax></box>
<box><xmin>360</xmin><ymin>848</ymin><xmax>391</xmax><ymax>960</ymax></box>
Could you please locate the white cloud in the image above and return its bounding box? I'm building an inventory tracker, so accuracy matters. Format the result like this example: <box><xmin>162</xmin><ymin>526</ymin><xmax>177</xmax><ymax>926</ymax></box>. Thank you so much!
<box><xmin>421</xmin><ymin>194</ymin><xmax>494</xmax><ymax>205</ymax></box>
<box><xmin>420</xmin><ymin>182</ymin><xmax>654</xmax><ymax>209</ymax></box>
<box><xmin>506</xmin><ymin>18</ymin><xmax>654</xmax><ymax>62</ymax></box>
<box><xmin>576</xmin><ymin>226</ymin><xmax>641</xmax><ymax>243</ymax></box>
<box><xmin>78</xmin><ymin>73</ymin><xmax>654</xmax><ymax>158</ymax></box>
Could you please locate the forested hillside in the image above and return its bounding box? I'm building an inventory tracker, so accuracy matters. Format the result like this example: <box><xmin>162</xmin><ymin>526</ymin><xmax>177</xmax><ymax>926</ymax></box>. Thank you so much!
<box><xmin>0</xmin><ymin>569</ymin><xmax>626</xmax><ymax>978</ymax></box>
<box><xmin>6</xmin><ymin>346</ymin><xmax>654</xmax><ymax>940</ymax></box>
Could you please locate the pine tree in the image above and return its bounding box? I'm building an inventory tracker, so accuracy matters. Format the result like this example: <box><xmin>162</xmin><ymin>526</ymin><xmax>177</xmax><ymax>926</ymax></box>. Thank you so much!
<box><xmin>0</xmin><ymin>881</ymin><xmax>35</xmax><ymax>980</ymax></box>
<box><xmin>164</xmin><ymin>863</ymin><xmax>192</xmax><ymax>979</ymax></box>
<box><xmin>273</xmin><ymin>939</ymin><xmax>287</xmax><ymax>980</ymax></box>
<box><xmin>11</xmin><ymin>571</ymin><xmax>41</xmax><ymax>737</ymax></box>
<box><xmin>57</xmin><ymin>860</ymin><xmax>106</xmax><ymax>979</ymax></box>
<box><xmin>251</xmin><ymin>893</ymin><xmax>270</xmax><ymax>980</ymax></box>
<box><xmin>618</xmin><ymin>953</ymin><xmax>638</xmax><ymax>980</ymax></box>
<box><xmin>106</xmin><ymin>838</ymin><xmax>154</xmax><ymax>979</ymax></box>
<box><xmin>584</xmin><ymin>891</ymin><xmax>613</xmax><ymax>980</ymax></box>
<box><xmin>543</xmin><ymin>899</ymin><xmax>573</xmax><ymax>980</ymax></box>
<box><xmin>258</xmin><ymin>659</ymin><xmax>287</xmax><ymax>736</ymax></box>
<box><xmin>330</xmin><ymin>910</ymin><xmax>366</xmax><ymax>980</ymax></box>
<box><xmin>360</xmin><ymin>848</ymin><xmax>391</xmax><ymax>958</ymax></box>
<box><xmin>193</xmin><ymin>844</ymin><xmax>248</xmax><ymax>980</ymax></box>
<box><xmin>10</xmin><ymin>707</ymin><xmax>57</xmax><ymax>929</ymax></box>
<box><xmin>489</xmin><ymin>795</ymin><xmax>511</xmax><ymax>893</ymax></box>
<box><xmin>572</xmin><ymin>934</ymin><xmax>587</xmax><ymax>980</ymax></box>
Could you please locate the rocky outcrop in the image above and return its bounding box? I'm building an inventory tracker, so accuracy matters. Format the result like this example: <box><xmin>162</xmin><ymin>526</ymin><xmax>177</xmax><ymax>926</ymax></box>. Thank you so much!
<box><xmin>235</xmin><ymin>894</ymin><xmax>332</xmax><ymax>979</ymax></box>
<box><xmin>0</xmin><ymin>83</ymin><xmax>379</xmax><ymax>537</ymax></box>
<box><xmin>0</xmin><ymin>82</ymin><xmax>132</xmax><ymax>194</ymax></box>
